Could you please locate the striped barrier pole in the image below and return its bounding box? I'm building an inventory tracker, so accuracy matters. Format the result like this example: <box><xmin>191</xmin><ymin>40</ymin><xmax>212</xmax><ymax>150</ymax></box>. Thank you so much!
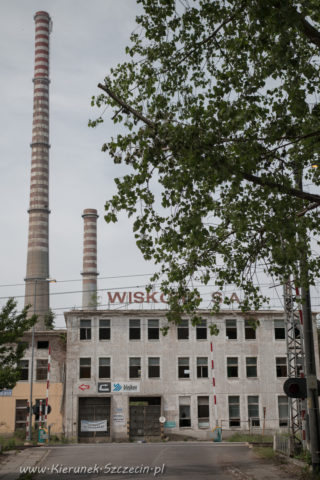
<box><xmin>26</xmin><ymin>400</ymin><xmax>30</xmax><ymax>441</ymax></box>
<box><xmin>210</xmin><ymin>341</ymin><xmax>218</xmax><ymax>426</ymax></box>
<box><xmin>44</xmin><ymin>344</ymin><xmax>51</xmax><ymax>428</ymax></box>
<box><xmin>39</xmin><ymin>399</ymin><xmax>43</xmax><ymax>429</ymax></box>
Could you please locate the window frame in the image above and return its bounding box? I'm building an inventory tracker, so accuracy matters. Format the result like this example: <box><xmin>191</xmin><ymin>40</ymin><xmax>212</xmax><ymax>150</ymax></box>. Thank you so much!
<box><xmin>227</xmin><ymin>357</ymin><xmax>239</xmax><ymax>378</ymax></box>
<box><xmin>99</xmin><ymin>319</ymin><xmax>111</xmax><ymax>341</ymax></box>
<box><xmin>179</xmin><ymin>397</ymin><xmax>191</xmax><ymax>428</ymax></box>
<box><xmin>274</xmin><ymin>319</ymin><xmax>286</xmax><ymax>340</ymax></box>
<box><xmin>278</xmin><ymin>395</ymin><xmax>289</xmax><ymax>427</ymax></box>
<box><xmin>248</xmin><ymin>395</ymin><xmax>260</xmax><ymax>427</ymax></box>
<box><xmin>226</xmin><ymin>319</ymin><xmax>237</xmax><ymax>340</ymax></box>
<box><xmin>148</xmin><ymin>357</ymin><xmax>160</xmax><ymax>378</ymax></box>
<box><xmin>178</xmin><ymin>357</ymin><xmax>190</xmax><ymax>379</ymax></box>
<box><xmin>129</xmin><ymin>357</ymin><xmax>141</xmax><ymax>378</ymax></box>
<box><xmin>19</xmin><ymin>359</ymin><xmax>29</xmax><ymax>381</ymax></box>
<box><xmin>246</xmin><ymin>357</ymin><xmax>257</xmax><ymax>378</ymax></box>
<box><xmin>129</xmin><ymin>319</ymin><xmax>141</xmax><ymax>341</ymax></box>
<box><xmin>79</xmin><ymin>357</ymin><xmax>91</xmax><ymax>379</ymax></box>
<box><xmin>36</xmin><ymin>359</ymin><xmax>48</xmax><ymax>381</ymax></box>
<box><xmin>228</xmin><ymin>396</ymin><xmax>240</xmax><ymax>427</ymax></box>
<box><xmin>276</xmin><ymin>357</ymin><xmax>288</xmax><ymax>378</ymax></box>
<box><xmin>177</xmin><ymin>319</ymin><xmax>189</xmax><ymax>340</ymax></box>
<box><xmin>244</xmin><ymin>319</ymin><xmax>256</xmax><ymax>340</ymax></box>
<box><xmin>198</xmin><ymin>396</ymin><xmax>210</xmax><ymax>428</ymax></box>
<box><xmin>196</xmin><ymin>319</ymin><xmax>207</xmax><ymax>340</ymax></box>
<box><xmin>80</xmin><ymin>319</ymin><xmax>92</xmax><ymax>341</ymax></box>
<box><xmin>197</xmin><ymin>357</ymin><xmax>208</xmax><ymax>378</ymax></box>
<box><xmin>98</xmin><ymin>357</ymin><xmax>111</xmax><ymax>379</ymax></box>
<box><xmin>148</xmin><ymin>319</ymin><xmax>160</xmax><ymax>340</ymax></box>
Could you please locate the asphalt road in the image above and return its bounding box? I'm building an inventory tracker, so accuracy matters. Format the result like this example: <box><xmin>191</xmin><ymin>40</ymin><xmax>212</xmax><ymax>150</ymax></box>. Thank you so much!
<box><xmin>13</xmin><ymin>442</ymin><xmax>301</xmax><ymax>480</ymax></box>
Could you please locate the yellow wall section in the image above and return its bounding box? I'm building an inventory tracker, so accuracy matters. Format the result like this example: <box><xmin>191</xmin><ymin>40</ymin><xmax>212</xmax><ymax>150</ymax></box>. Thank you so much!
<box><xmin>0</xmin><ymin>382</ymin><xmax>64</xmax><ymax>435</ymax></box>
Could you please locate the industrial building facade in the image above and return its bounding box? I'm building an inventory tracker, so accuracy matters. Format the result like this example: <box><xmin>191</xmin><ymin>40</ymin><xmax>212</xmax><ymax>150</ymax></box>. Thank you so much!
<box><xmin>63</xmin><ymin>308</ymin><xmax>317</xmax><ymax>442</ymax></box>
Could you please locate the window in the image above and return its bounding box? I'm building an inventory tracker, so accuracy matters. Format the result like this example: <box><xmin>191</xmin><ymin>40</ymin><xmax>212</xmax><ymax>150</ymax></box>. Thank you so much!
<box><xmin>246</xmin><ymin>357</ymin><xmax>257</xmax><ymax>378</ymax></box>
<box><xmin>80</xmin><ymin>358</ymin><xmax>91</xmax><ymax>378</ymax></box>
<box><xmin>129</xmin><ymin>319</ymin><xmax>140</xmax><ymax>340</ymax></box>
<box><xmin>278</xmin><ymin>396</ymin><xmax>289</xmax><ymax>427</ymax></box>
<box><xmin>196</xmin><ymin>319</ymin><xmax>207</xmax><ymax>340</ymax></box>
<box><xmin>245</xmin><ymin>320</ymin><xmax>256</xmax><ymax>340</ymax></box>
<box><xmin>248</xmin><ymin>396</ymin><xmax>260</xmax><ymax>426</ymax></box>
<box><xmin>36</xmin><ymin>359</ymin><xmax>48</xmax><ymax>381</ymax></box>
<box><xmin>276</xmin><ymin>357</ymin><xmax>287</xmax><ymax>377</ymax></box>
<box><xmin>99</xmin><ymin>319</ymin><xmax>110</xmax><ymax>340</ymax></box>
<box><xmin>177</xmin><ymin>319</ymin><xmax>189</xmax><ymax>340</ymax></box>
<box><xmin>228</xmin><ymin>396</ymin><xmax>240</xmax><ymax>427</ymax></box>
<box><xmin>197</xmin><ymin>357</ymin><xmax>208</xmax><ymax>378</ymax></box>
<box><xmin>178</xmin><ymin>357</ymin><xmax>190</xmax><ymax>378</ymax></box>
<box><xmin>80</xmin><ymin>319</ymin><xmax>91</xmax><ymax>340</ymax></box>
<box><xmin>37</xmin><ymin>341</ymin><xmax>49</xmax><ymax>349</ymax></box>
<box><xmin>226</xmin><ymin>319</ymin><xmax>237</xmax><ymax>339</ymax></box>
<box><xmin>19</xmin><ymin>360</ymin><xmax>29</xmax><ymax>381</ymax></box>
<box><xmin>274</xmin><ymin>319</ymin><xmax>285</xmax><ymax>340</ymax></box>
<box><xmin>227</xmin><ymin>357</ymin><xmax>238</xmax><ymax>378</ymax></box>
<box><xmin>99</xmin><ymin>358</ymin><xmax>110</xmax><ymax>378</ymax></box>
<box><xmin>179</xmin><ymin>397</ymin><xmax>191</xmax><ymax>427</ymax></box>
<box><xmin>148</xmin><ymin>357</ymin><xmax>160</xmax><ymax>378</ymax></box>
<box><xmin>148</xmin><ymin>319</ymin><xmax>159</xmax><ymax>340</ymax></box>
<box><xmin>129</xmin><ymin>357</ymin><xmax>141</xmax><ymax>378</ymax></box>
<box><xmin>198</xmin><ymin>396</ymin><xmax>209</xmax><ymax>428</ymax></box>
<box><xmin>15</xmin><ymin>400</ymin><xmax>28</xmax><ymax>431</ymax></box>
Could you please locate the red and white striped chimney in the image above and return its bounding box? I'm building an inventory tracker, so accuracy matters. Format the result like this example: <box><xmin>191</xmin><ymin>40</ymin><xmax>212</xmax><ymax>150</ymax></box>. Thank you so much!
<box><xmin>24</xmin><ymin>12</ymin><xmax>52</xmax><ymax>329</ymax></box>
<box><xmin>82</xmin><ymin>209</ymin><xmax>99</xmax><ymax>309</ymax></box>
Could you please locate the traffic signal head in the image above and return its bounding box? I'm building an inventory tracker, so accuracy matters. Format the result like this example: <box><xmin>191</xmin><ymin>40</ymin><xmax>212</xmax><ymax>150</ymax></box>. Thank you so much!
<box><xmin>283</xmin><ymin>378</ymin><xmax>307</xmax><ymax>398</ymax></box>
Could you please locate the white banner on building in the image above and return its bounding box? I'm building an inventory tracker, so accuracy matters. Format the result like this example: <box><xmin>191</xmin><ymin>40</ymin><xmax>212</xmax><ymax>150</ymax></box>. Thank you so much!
<box><xmin>112</xmin><ymin>382</ymin><xmax>140</xmax><ymax>393</ymax></box>
<box><xmin>80</xmin><ymin>420</ymin><xmax>108</xmax><ymax>432</ymax></box>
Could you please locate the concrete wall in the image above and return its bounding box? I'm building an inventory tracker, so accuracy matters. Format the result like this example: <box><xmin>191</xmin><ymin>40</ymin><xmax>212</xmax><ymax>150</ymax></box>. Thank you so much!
<box><xmin>64</xmin><ymin>309</ymin><xmax>313</xmax><ymax>440</ymax></box>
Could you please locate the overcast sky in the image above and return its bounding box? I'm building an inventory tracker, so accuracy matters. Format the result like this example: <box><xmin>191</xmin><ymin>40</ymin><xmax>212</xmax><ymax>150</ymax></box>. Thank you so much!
<box><xmin>1</xmin><ymin>1</ymin><xmax>319</xmax><ymax>328</ymax></box>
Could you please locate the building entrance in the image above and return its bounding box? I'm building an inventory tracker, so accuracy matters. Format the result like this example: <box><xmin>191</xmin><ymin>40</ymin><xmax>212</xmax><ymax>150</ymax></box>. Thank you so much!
<box><xmin>129</xmin><ymin>396</ymin><xmax>161</xmax><ymax>438</ymax></box>
<box><xmin>78</xmin><ymin>397</ymin><xmax>111</xmax><ymax>442</ymax></box>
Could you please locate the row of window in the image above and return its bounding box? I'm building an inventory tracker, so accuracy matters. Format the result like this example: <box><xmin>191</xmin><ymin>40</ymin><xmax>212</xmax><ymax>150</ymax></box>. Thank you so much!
<box><xmin>227</xmin><ymin>395</ymin><xmax>289</xmax><ymax>428</ymax></box>
<box><xmin>79</xmin><ymin>318</ymin><xmax>289</xmax><ymax>342</ymax></box>
<box><xmin>15</xmin><ymin>395</ymin><xmax>289</xmax><ymax>431</ymax></box>
<box><xmin>77</xmin><ymin>356</ymin><xmax>294</xmax><ymax>380</ymax></box>
<box><xmin>19</xmin><ymin>359</ymin><xmax>47</xmax><ymax>381</ymax></box>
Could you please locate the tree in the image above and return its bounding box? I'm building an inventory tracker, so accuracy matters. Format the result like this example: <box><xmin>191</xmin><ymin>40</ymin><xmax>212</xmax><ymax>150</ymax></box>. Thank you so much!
<box><xmin>90</xmin><ymin>0</ymin><xmax>320</xmax><ymax>323</ymax></box>
<box><xmin>44</xmin><ymin>308</ymin><xmax>55</xmax><ymax>330</ymax></box>
<box><xmin>0</xmin><ymin>299</ymin><xmax>37</xmax><ymax>389</ymax></box>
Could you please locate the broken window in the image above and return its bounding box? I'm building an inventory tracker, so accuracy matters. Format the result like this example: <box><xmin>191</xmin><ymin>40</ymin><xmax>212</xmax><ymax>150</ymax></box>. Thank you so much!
<box><xmin>79</xmin><ymin>358</ymin><xmax>91</xmax><ymax>378</ymax></box>
<box><xmin>226</xmin><ymin>319</ymin><xmax>237</xmax><ymax>339</ymax></box>
<box><xmin>99</xmin><ymin>358</ymin><xmax>110</xmax><ymax>378</ymax></box>
<box><xmin>129</xmin><ymin>357</ymin><xmax>141</xmax><ymax>378</ymax></box>
<box><xmin>228</xmin><ymin>396</ymin><xmax>240</xmax><ymax>427</ymax></box>
<box><xmin>198</xmin><ymin>396</ymin><xmax>209</xmax><ymax>428</ymax></box>
<box><xmin>36</xmin><ymin>359</ymin><xmax>48</xmax><ymax>381</ymax></box>
<box><xmin>80</xmin><ymin>319</ymin><xmax>91</xmax><ymax>340</ymax></box>
<box><xmin>178</xmin><ymin>357</ymin><xmax>190</xmax><ymax>379</ymax></box>
<box><xmin>99</xmin><ymin>319</ymin><xmax>110</xmax><ymax>340</ymax></box>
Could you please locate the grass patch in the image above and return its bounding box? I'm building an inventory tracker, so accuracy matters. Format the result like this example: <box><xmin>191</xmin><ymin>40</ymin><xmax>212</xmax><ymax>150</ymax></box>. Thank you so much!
<box><xmin>226</xmin><ymin>433</ymin><xmax>273</xmax><ymax>443</ymax></box>
<box><xmin>253</xmin><ymin>446</ymin><xmax>276</xmax><ymax>460</ymax></box>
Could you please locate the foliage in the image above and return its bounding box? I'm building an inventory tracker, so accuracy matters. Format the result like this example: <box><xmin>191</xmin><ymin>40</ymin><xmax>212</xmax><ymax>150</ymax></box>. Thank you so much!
<box><xmin>91</xmin><ymin>0</ymin><xmax>320</xmax><ymax>322</ymax></box>
<box><xmin>43</xmin><ymin>308</ymin><xmax>55</xmax><ymax>330</ymax></box>
<box><xmin>227</xmin><ymin>433</ymin><xmax>273</xmax><ymax>443</ymax></box>
<box><xmin>0</xmin><ymin>299</ymin><xmax>36</xmax><ymax>390</ymax></box>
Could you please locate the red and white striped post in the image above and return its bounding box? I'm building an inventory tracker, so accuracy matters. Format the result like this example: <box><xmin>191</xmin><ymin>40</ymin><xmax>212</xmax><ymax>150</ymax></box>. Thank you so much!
<box><xmin>39</xmin><ymin>399</ymin><xmax>43</xmax><ymax>429</ymax></box>
<box><xmin>210</xmin><ymin>340</ymin><xmax>218</xmax><ymax>426</ymax></box>
<box><xmin>44</xmin><ymin>344</ymin><xmax>51</xmax><ymax>428</ymax></box>
<box><xmin>26</xmin><ymin>400</ymin><xmax>30</xmax><ymax>441</ymax></box>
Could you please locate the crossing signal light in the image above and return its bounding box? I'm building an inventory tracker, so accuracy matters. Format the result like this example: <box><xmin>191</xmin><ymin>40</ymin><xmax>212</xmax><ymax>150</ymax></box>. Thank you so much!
<box><xmin>283</xmin><ymin>378</ymin><xmax>320</xmax><ymax>398</ymax></box>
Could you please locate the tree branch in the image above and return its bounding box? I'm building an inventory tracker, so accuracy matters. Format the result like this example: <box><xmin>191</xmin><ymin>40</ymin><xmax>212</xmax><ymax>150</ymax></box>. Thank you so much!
<box><xmin>97</xmin><ymin>83</ymin><xmax>156</xmax><ymax>128</ymax></box>
<box><xmin>241</xmin><ymin>171</ymin><xmax>320</xmax><ymax>205</ymax></box>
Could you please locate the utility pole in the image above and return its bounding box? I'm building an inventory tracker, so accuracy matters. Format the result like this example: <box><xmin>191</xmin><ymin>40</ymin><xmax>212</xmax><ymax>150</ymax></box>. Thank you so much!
<box><xmin>296</xmin><ymin>170</ymin><xmax>320</xmax><ymax>472</ymax></box>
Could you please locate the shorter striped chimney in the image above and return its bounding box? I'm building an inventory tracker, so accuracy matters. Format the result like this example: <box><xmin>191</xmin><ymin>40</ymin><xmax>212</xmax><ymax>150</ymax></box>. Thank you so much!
<box><xmin>81</xmin><ymin>209</ymin><xmax>99</xmax><ymax>309</ymax></box>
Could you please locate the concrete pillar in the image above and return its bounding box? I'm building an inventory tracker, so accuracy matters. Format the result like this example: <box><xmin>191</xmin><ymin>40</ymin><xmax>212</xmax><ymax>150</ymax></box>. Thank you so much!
<box><xmin>81</xmin><ymin>209</ymin><xmax>99</xmax><ymax>309</ymax></box>
<box><xmin>24</xmin><ymin>12</ymin><xmax>52</xmax><ymax>329</ymax></box>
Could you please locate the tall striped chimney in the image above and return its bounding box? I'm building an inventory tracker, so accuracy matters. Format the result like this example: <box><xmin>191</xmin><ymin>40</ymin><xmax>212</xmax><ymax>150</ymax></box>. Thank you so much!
<box><xmin>24</xmin><ymin>12</ymin><xmax>52</xmax><ymax>329</ymax></box>
<box><xmin>82</xmin><ymin>209</ymin><xmax>99</xmax><ymax>309</ymax></box>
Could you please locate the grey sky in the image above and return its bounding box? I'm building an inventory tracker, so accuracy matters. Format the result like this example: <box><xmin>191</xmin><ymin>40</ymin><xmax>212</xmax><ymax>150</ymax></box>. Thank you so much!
<box><xmin>1</xmin><ymin>1</ymin><xmax>320</xmax><ymax>328</ymax></box>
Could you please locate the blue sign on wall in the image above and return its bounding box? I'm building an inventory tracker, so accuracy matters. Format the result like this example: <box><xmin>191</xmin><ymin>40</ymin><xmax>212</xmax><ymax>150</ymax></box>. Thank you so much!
<box><xmin>164</xmin><ymin>421</ymin><xmax>176</xmax><ymax>428</ymax></box>
<box><xmin>0</xmin><ymin>390</ymin><xmax>12</xmax><ymax>397</ymax></box>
